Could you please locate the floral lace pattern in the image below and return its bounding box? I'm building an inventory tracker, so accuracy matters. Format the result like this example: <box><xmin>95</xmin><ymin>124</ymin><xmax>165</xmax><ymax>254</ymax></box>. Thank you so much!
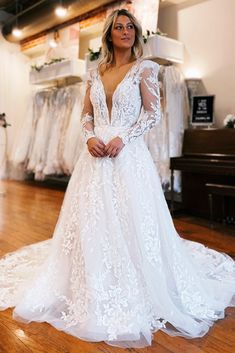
<box><xmin>81</xmin><ymin>112</ymin><xmax>96</xmax><ymax>143</ymax></box>
<box><xmin>0</xmin><ymin>60</ymin><xmax>235</xmax><ymax>348</ymax></box>
<box><xmin>81</xmin><ymin>59</ymin><xmax>161</xmax><ymax>145</ymax></box>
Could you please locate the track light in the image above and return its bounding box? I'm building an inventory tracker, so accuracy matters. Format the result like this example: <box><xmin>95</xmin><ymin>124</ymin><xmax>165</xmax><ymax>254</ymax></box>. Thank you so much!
<box><xmin>49</xmin><ymin>39</ymin><xmax>58</xmax><ymax>48</ymax></box>
<box><xmin>55</xmin><ymin>2</ymin><xmax>68</xmax><ymax>18</ymax></box>
<box><xmin>12</xmin><ymin>27</ymin><xmax>22</xmax><ymax>38</ymax></box>
<box><xmin>48</xmin><ymin>30</ymin><xmax>60</xmax><ymax>48</ymax></box>
<box><xmin>12</xmin><ymin>0</ymin><xmax>22</xmax><ymax>38</ymax></box>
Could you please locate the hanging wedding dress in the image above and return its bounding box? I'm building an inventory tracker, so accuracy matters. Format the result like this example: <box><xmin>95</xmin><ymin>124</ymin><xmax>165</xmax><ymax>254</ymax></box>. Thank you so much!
<box><xmin>144</xmin><ymin>65</ymin><xmax>189</xmax><ymax>192</ymax></box>
<box><xmin>0</xmin><ymin>126</ymin><xmax>7</xmax><ymax>179</ymax></box>
<box><xmin>10</xmin><ymin>96</ymin><xmax>35</xmax><ymax>168</ymax></box>
<box><xmin>163</xmin><ymin>65</ymin><xmax>189</xmax><ymax>192</ymax></box>
<box><xmin>26</xmin><ymin>91</ymin><xmax>48</xmax><ymax>176</ymax></box>
<box><xmin>43</xmin><ymin>89</ymin><xmax>67</xmax><ymax>176</ymax></box>
<box><xmin>0</xmin><ymin>59</ymin><xmax>235</xmax><ymax>348</ymax></box>
<box><xmin>62</xmin><ymin>83</ymin><xmax>86</xmax><ymax>174</ymax></box>
<box><xmin>27</xmin><ymin>91</ymin><xmax>53</xmax><ymax>180</ymax></box>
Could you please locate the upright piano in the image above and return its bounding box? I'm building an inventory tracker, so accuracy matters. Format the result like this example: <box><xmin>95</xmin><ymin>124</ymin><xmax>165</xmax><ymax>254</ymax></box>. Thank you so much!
<box><xmin>170</xmin><ymin>129</ymin><xmax>235</xmax><ymax>219</ymax></box>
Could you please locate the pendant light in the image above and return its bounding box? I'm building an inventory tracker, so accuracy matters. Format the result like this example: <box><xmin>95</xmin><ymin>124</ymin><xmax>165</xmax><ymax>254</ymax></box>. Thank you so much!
<box><xmin>48</xmin><ymin>30</ymin><xmax>59</xmax><ymax>48</ymax></box>
<box><xmin>55</xmin><ymin>0</ymin><xmax>68</xmax><ymax>18</ymax></box>
<box><xmin>12</xmin><ymin>0</ymin><xmax>22</xmax><ymax>38</ymax></box>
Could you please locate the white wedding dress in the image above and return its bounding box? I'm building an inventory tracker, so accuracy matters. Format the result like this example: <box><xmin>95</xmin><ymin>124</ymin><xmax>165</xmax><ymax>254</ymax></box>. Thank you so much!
<box><xmin>0</xmin><ymin>59</ymin><xmax>235</xmax><ymax>348</ymax></box>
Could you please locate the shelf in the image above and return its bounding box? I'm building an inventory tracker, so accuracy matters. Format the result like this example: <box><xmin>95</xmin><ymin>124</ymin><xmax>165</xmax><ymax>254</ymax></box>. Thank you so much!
<box><xmin>29</xmin><ymin>59</ymin><xmax>86</xmax><ymax>85</ymax></box>
<box><xmin>143</xmin><ymin>35</ymin><xmax>184</xmax><ymax>64</ymax></box>
<box><xmin>84</xmin><ymin>35</ymin><xmax>184</xmax><ymax>72</ymax></box>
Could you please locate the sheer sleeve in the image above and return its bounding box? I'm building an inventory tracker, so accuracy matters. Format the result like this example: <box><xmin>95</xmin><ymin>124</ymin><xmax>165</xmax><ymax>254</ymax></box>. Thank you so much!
<box><xmin>81</xmin><ymin>71</ymin><xmax>96</xmax><ymax>143</ymax></box>
<box><xmin>119</xmin><ymin>61</ymin><xmax>161</xmax><ymax>145</ymax></box>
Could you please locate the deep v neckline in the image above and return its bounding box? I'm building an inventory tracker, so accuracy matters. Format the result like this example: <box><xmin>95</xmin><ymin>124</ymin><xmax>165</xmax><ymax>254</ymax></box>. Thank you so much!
<box><xmin>97</xmin><ymin>59</ymin><xmax>140</xmax><ymax>124</ymax></box>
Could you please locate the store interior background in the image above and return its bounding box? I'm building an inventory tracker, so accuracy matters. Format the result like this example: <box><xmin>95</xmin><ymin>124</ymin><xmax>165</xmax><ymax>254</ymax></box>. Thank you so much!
<box><xmin>0</xmin><ymin>0</ymin><xmax>234</xmax><ymax>221</ymax></box>
<box><xmin>1</xmin><ymin>4</ymin><xmax>235</xmax><ymax>353</ymax></box>
<box><xmin>158</xmin><ymin>0</ymin><xmax>235</xmax><ymax>127</ymax></box>
<box><xmin>0</xmin><ymin>0</ymin><xmax>233</xmax><ymax>147</ymax></box>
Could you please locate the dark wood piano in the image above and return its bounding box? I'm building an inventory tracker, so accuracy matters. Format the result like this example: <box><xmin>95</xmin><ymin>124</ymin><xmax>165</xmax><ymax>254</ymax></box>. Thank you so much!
<box><xmin>170</xmin><ymin>129</ymin><xmax>235</xmax><ymax>219</ymax></box>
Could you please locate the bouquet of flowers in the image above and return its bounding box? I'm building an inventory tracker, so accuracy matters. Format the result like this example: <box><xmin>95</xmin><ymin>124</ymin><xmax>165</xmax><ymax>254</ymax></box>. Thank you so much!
<box><xmin>0</xmin><ymin>113</ymin><xmax>11</xmax><ymax>128</ymax></box>
<box><xmin>223</xmin><ymin>114</ymin><xmax>235</xmax><ymax>128</ymax></box>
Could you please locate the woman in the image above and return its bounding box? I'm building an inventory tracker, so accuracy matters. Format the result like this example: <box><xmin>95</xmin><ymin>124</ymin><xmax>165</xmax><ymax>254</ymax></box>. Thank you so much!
<box><xmin>0</xmin><ymin>9</ymin><xmax>235</xmax><ymax>349</ymax></box>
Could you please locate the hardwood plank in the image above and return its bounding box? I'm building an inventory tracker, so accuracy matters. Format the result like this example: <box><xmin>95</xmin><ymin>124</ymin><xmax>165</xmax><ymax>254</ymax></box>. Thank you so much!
<box><xmin>154</xmin><ymin>332</ymin><xmax>206</xmax><ymax>353</ymax></box>
<box><xmin>0</xmin><ymin>180</ymin><xmax>235</xmax><ymax>353</ymax></box>
<box><xmin>0</xmin><ymin>321</ymin><xmax>33</xmax><ymax>353</ymax></box>
<box><xmin>174</xmin><ymin>217</ymin><xmax>235</xmax><ymax>258</ymax></box>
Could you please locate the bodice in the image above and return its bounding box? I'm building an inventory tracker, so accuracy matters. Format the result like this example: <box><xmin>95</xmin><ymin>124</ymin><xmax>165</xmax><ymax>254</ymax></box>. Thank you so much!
<box><xmin>89</xmin><ymin>60</ymin><xmax>143</xmax><ymax>128</ymax></box>
<box><xmin>81</xmin><ymin>59</ymin><xmax>161</xmax><ymax>145</ymax></box>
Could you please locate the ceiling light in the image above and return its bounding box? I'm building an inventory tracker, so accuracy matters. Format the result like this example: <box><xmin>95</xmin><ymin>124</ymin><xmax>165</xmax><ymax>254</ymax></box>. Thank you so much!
<box><xmin>12</xmin><ymin>27</ymin><xmax>22</xmax><ymax>38</ymax></box>
<box><xmin>49</xmin><ymin>39</ymin><xmax>58</xmax><ymax>48</ymax></box>
<box><xmin>55</xmin><ymin>6</ymin><xmax>68</xmax><ymax>18</ymax></box>
<box><xmin>12</xmin><ymin>0</ymin><xmax>22</xmax><ymax>38</ymax></box>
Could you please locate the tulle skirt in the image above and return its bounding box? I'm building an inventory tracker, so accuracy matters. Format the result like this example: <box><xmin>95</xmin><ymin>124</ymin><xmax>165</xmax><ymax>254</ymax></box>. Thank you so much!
<box><xmin>0</xmin><ymin>125</ymin><xmax>235</xmax><ymax>348</ymax></box>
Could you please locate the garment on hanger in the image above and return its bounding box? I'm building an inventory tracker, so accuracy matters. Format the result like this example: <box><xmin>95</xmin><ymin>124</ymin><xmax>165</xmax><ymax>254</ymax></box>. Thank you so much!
<box><xmin>145</xmin><ymin>64</ymin><xmax>189</xmax><ymax>192</ymax></box>
<box><xmin>62</xmin><ymin>84</ymin><xmax>86</xmax><ymax>174</ymax></box>
<box><xmin>0</xmin><ymin>127</ymin><xmax>7</xmax><ymax>179</ymax></box>
<box><xmin>10</xmin><ymin>83</ymin><xmax>87</xmax><ymax>180</ymax></box>
<box><xmin>27</xmin><ymin>91</ymin><xmax>52</xmax><ymax>180</ymax></box>
<box><xmin>10</xmin><ymin>97</ymin><xmax>35</xmax><ymax>168</ymax></box>
<box><xmin>43</xmin><ymin>88</ymin><xmax>71</xmax><ymax>176</ymax></box>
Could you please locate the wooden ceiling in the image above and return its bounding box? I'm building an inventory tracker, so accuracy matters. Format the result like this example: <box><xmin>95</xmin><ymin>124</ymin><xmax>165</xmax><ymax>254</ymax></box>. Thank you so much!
<box><xmin>0</xmin><ymin>0</ymin><xmax>116</xmax><ymax>42</ymax></box>
<box><xmin>0</xmin><ymin>0</ymin><xmax>193</xmax><ymax>43</ymax></box>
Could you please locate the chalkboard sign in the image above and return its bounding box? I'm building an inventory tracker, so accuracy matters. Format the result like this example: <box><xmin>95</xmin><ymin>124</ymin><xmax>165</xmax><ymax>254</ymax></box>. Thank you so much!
<box><xmin>191</xmin><ymin>95</ymin><xmax>215</xmax><ymax>125</ymax></box>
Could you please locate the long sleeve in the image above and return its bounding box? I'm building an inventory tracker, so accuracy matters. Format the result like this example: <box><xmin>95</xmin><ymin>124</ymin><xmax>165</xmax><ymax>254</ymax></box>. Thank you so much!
<box><xmin>119</xmin><ymin>62</ymin><xmax>161</xmax><ymax>145</ymax></box>
<box><xmin>81</xmin><ymin>71</ymin><xmax>96</xmax><ymax>143</ymax></box>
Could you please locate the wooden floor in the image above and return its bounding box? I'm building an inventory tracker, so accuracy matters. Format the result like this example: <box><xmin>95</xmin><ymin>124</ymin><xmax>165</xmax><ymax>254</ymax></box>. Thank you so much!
<box><xmin>0</xmin><ymin>180</ymin><xmax>234</xmax><ymax>353</ymax></box>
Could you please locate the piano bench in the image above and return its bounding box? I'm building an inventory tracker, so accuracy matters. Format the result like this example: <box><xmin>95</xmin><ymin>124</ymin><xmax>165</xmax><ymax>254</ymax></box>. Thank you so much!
<box><xmin>205</xmin><ymin>183</ymin><xmax>235</xmax><ymax>225</ymax></box>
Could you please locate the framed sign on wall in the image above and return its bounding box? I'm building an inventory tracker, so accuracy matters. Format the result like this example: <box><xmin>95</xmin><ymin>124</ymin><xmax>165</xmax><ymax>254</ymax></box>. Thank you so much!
<box><xmin>191</xmin><ymin>95</ymin><xmax>215</xmax><ymax>126</ymax></box>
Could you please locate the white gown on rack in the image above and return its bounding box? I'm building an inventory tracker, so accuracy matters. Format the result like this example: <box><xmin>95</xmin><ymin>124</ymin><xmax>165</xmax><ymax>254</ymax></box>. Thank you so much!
<box><xmin>0</xmin><ymin>59</ymin><xmax>235</xmax><ymax>348</ymax></box>
<box><xmin>62</xmin><ymin>84</ymin><xmax>86</xmax><ymax>174</ymax></box>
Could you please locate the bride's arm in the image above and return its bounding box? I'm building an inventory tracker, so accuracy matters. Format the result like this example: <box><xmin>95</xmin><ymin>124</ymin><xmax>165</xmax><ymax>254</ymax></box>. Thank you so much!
<box><xmin>119</xmin><ymin>61</ymin><xmax>161</xmax><ymax>145</ymax></box>
<box><xmin>81</xmin><ymin>72</ymin><xmax>106</xmax><ymax>157</ymax></box>
<box><xmin>81</xmin><ymin>72</ymin><xmax>96</xmax><ymax>143</ymax></box>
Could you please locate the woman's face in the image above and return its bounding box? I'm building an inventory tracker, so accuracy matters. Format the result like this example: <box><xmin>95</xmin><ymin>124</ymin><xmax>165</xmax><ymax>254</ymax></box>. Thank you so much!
<box><xmin>110</xmin><ymin>15</ymin><xmax>135</xmax><ymax>50</ymax></box>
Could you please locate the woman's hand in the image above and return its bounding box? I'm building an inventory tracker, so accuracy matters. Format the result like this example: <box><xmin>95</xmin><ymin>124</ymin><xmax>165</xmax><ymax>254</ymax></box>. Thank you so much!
<box><xmin>87</xmin><ymin>137</ymin><xmax>106</xmax><ymax>157</ymax></box>
<box><xmin>104</xmin><ymin>136</ymin><xmax>124</xmax><ymax>158</ymax></box>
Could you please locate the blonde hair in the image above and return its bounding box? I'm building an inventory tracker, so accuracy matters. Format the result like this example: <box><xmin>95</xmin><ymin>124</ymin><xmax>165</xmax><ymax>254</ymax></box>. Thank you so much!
<box><xmin>99</xmin><ymin>9</ymin><xmax>143</xmax><ymax>73</ymax></box>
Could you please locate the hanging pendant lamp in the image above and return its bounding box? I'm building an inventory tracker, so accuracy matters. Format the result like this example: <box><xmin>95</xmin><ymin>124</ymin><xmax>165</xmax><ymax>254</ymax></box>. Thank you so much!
<box><xmin>12</xmin><ymin>0</ymin><xmax>22</xmax><ymax>38</ymax></box>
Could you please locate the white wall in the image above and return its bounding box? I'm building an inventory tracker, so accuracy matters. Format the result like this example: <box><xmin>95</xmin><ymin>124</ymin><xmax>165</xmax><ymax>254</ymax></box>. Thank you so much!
<box><xmin>158</xmin><ymin>0</ymin><xmax>235</xmax><ymax>126</ymax></box>
<box><xmin>0</xmin><ymin>30</ymin><xmax>31</xmax><ymax>178</ymax></box>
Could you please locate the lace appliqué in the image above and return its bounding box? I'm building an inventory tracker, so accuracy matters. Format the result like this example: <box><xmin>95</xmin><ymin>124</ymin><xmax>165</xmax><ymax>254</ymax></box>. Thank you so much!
<box><xmin>81</xmin><ymin>112</ymin><xmax>96</xmax><ymax>142</ymax></box>
<box><xmin>119</xmin><ymin>63</ymin><xmax>161</xmax><ymax>145</ymax></box>
<box><xmin>0</xmin><ymin>240</ymin><xmax>51</xmax><ymax>310</ymax></box>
